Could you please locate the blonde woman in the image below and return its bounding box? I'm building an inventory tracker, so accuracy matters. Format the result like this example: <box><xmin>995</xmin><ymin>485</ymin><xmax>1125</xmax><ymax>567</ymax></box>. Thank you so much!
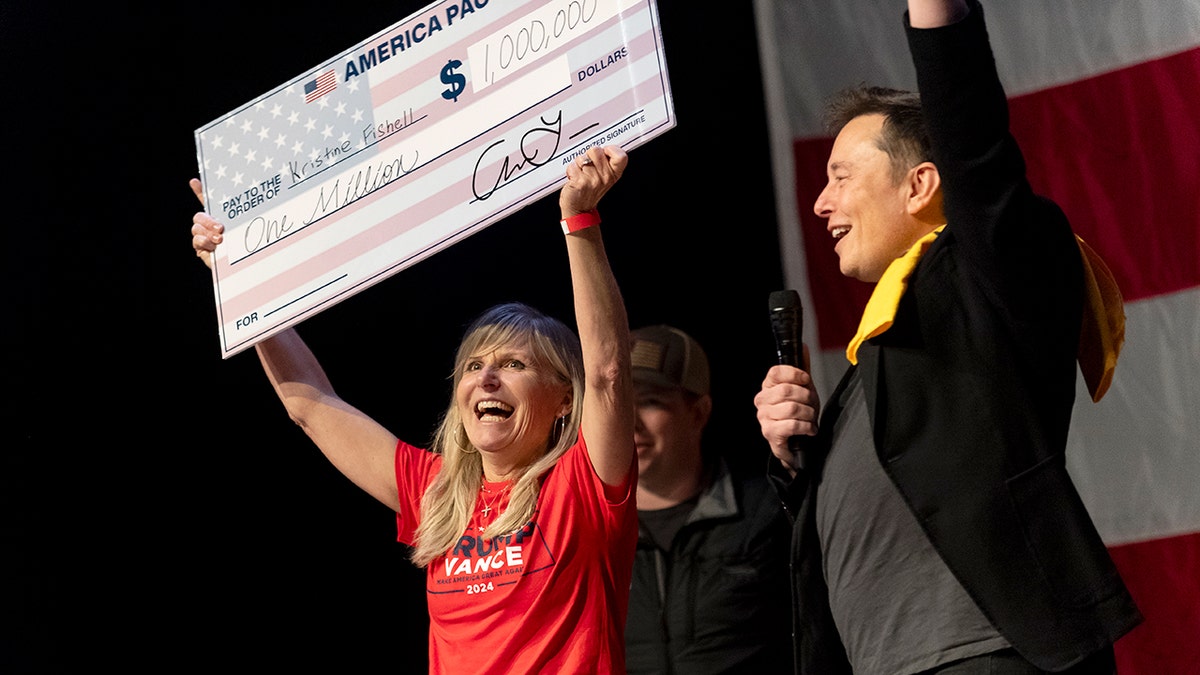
<box><xmin>189</xmin><ymin>145</ymin><xmax>637</xmax><ymax>674</ymax></box>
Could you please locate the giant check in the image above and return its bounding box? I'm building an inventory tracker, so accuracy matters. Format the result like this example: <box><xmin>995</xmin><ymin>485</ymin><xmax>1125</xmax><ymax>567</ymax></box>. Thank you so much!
<box><xmin>195</xmin><ymin>0</ymin><xmax>675</xmax><ymax>358</ymax></box>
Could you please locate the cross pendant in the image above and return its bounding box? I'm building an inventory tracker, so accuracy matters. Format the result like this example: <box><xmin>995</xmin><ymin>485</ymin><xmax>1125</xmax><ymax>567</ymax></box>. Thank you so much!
<box><xmin>481</xmin><ymin>504</ymin><xmax>493</xmax><ymax>518</ymax></box>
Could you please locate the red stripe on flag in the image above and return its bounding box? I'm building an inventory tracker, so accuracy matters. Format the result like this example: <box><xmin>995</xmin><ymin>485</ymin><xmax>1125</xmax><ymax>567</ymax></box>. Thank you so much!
<box><xmin>1010</xmin><ymin>47</ymin><xmax>1200</xmax><ymax>303</ymax></box>
<box><xmin>1108</xmin><ymin>532</ymin><xmax>1200</xmax><ymax>674</ymax></box>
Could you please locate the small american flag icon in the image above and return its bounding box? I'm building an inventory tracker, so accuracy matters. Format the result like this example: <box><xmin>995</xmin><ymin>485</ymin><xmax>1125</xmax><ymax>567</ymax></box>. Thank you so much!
<box><xmin>304</xmin><ymin>69</ymin><xmax>337</xmax><ymax>103</ymax></box>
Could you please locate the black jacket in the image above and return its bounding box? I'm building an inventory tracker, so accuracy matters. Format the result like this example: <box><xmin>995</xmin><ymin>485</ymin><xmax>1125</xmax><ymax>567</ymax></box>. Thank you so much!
<box><xmin>627</xmin><ymin>458</ymin><xmax>793</xmax><ymax>675</ymax></box>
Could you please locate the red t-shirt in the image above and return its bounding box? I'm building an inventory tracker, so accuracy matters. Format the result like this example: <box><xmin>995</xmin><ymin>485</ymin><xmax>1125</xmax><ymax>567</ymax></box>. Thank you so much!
<box><xmin>394</xmin><ymin>431</ymin><xmax>637</xmax><ymax>674</ymax></box>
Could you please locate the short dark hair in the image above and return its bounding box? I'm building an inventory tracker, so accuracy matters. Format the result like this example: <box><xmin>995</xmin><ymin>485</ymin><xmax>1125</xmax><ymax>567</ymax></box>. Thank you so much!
<box><xmin>823</xmin><ymin>85</ymin><xmax>932</xmax><ymax>184</ymax></box>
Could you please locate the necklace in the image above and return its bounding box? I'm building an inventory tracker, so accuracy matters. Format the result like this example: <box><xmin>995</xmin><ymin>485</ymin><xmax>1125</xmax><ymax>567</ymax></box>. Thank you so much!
<box><xmin>478</xmin><ymin>480</ymin><xmax>511</xmax><ymax>522</ymax></box>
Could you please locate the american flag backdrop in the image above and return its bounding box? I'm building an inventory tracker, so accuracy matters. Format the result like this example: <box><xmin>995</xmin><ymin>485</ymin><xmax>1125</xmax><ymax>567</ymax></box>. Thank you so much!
<box><xmin>753</xmin><ymin>1</ymin><xmax>1200</xmax><ymax>672</ymax></box>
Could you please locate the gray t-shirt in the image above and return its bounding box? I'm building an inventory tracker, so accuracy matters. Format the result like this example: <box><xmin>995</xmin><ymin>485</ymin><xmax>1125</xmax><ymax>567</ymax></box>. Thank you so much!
<box><xmin>816</xmin><ymin>369</ymin><xmax>1009</xmax><ymax>674</ymax></box>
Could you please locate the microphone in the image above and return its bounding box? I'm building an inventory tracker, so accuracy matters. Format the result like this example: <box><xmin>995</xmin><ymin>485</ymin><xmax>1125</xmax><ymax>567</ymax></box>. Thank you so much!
<box><xmin>768</xmin><ymin>290</ymin><xmax>803</xmax><ymax>369</ymax></box>
<box><xmin>768</xmin><ymin>290</ymin><xmax>807</xmax><ymax>469</ymax></box>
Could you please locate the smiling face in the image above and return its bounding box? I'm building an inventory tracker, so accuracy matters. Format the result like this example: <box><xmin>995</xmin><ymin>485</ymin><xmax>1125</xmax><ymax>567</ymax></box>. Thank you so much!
<box><xmin>633</xmin><ymin>383</ymin><xmax>709</xmax><ymax>492</ymax></box>
<box><xmin>455</xmin><ymin>339</ymin><xmax>572</xmax><ymax>466</ymax></box>
<box><xmin>814</xmin><ymin>114</ymin><xmax>930</xmax><ymax>283</ymax></box>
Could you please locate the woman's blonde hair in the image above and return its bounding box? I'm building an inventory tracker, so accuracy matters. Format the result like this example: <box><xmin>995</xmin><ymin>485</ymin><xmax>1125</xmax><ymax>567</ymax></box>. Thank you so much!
<box><xmin>410</xmin><ymin>302</ymin><xmax>584</xmax><ymax>567</ymax></box>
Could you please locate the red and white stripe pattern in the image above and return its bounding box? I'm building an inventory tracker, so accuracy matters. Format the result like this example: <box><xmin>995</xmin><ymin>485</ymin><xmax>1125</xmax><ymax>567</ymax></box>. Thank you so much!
<box><xmin>753</xmin><ymin>1</ymin><xmax>1200</xmax><ymax>671</ymax></box>
<box><xmin>303</xmin><ymin>69</ymin><xmax>337</xmax><ymax>103</ymax></box>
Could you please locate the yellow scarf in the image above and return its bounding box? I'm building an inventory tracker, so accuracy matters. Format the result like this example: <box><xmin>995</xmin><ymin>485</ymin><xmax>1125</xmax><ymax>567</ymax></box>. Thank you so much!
<box><xmin>845</xmin><ymin>227</ymin><xmax>1124</xmax><ymax>402</ymax></box>
<box><xmin>845</xmin><ymin>225</ymin><xmax>944</xmax><ymax>366</ymax></box>
<box><xmin>1075</xmin><ymin>235</ymin><xmax>1126</xmax><ymax>402</ymax></box>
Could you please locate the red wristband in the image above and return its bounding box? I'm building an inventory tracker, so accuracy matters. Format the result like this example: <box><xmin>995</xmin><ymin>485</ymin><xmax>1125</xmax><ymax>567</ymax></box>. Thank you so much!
<box><xmin>560</xmin><ymin>209</ymin><xmax>601</xmax><ymax>234</ymax></box>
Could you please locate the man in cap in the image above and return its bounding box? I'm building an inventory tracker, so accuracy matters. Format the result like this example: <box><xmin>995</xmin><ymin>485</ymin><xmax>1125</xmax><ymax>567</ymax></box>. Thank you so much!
<box><xmin>625</xmin><ymin>324</ymin><xmax>793</xmax><ymax>674</ymax></box>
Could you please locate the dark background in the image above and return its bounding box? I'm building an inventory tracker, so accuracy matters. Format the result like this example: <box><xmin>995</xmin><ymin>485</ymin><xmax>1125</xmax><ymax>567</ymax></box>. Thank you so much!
<box><xmin>5</xmin><ymin>1</ymin><xmax>783</xmax><ymax>670</ymax></box>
